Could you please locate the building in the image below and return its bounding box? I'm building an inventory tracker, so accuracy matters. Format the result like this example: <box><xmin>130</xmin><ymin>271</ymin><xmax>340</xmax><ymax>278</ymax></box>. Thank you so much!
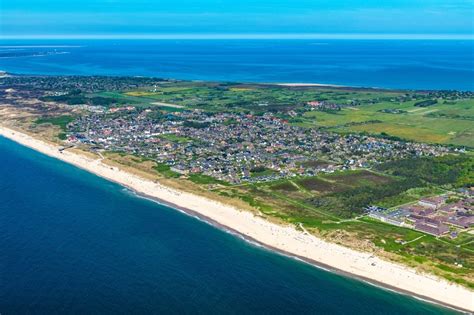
<box><xmin>414</xmin><ymin>222</ymin><xmax>449</xmax><ymax>236</ymax></box>
<box><xmin>418</xmin><ymin>196</ymin><xmax>445</xmax><ymax>209</ymax></box>
<box><xmin>447</xmin><ymin>215</ymin><xmax>474</xmax><ymax>229</ymax></box>
<box><xmin>307</xmin><ymin>101</ymin><xmax>322</xmax><ymax>107</ymax></box>
<box><xmin>368</xmin><ymin>212</ymin><xmax>404</xmax><ymax>226</ymax></box>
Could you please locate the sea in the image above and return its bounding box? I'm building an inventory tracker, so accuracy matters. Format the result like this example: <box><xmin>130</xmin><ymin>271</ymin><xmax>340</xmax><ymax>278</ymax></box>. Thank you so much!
<box><xmin>0</xmin><ymin>39</ymin><xmax>473</xmax><ymax>90</ymax></box>
<box><xmin>0</xmin><ymin>39</ymin><xmax>470</xmax><ymax>314</ymax></box>
<box><xmin>0</xmin><ymin>135</ymin><xmax>461</xmax><ymax>314</ymax></box>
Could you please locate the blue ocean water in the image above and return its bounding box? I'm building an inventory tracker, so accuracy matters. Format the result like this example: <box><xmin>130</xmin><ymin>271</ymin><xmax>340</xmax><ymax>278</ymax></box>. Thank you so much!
<box><xmin>0</xmin><ymin>137</ymin><xmax>460</xmax><ymax>314</ymax></box>
<box><xmin>0</xmin><ymin>39</ymin><xmax>473</xmax><ymax>90</ymax></box>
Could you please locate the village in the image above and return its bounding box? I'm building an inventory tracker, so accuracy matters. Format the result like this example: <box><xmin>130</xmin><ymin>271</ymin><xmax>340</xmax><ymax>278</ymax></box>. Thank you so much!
<box><xmin>66</xmin><ymin>107</ymin><xmax>450</xmax><ymax>184</ymax></box>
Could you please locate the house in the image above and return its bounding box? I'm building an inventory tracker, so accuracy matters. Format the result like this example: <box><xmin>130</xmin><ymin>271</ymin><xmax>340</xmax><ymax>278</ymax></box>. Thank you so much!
<box><xmin>415</xmin><ymin>223</ymin><xmax>449</xmax><ymax>236</ymax></box>
<box><xmin>447</xmin><ymin>215</ymin><xmax>474</xmax><ymax>229</ymax></box>
<box><xmin>307</xmin><ymin>101</ymin><xmax>322</xmax><ymax>107</ymax></box>
<box><xmin>368</xmin><ymin>212</ymin><xmax>404</xmax><ymax>226</ymax></box>
<box><xmin>438</xmin><ymin>204</ymin><xmax>456</xmax><ymax>214</ymax></box>
<box><xmin>67</xmin><ymin>135</ymin><xmax>78</xmax><ymax>143</ymax></box>
<box><xmin>403</xmin><ymin>205</ymin><xmax>426</xmax><ymax>213</ymax></box>
<box><xmin>418</xmin><ymin>196</ymin><xmax>445</xmax><ymax>209</ymax></box>
<box><xmin>170</xmin><ymin>166</ymin><xmax>189</xmax><ymax>175</ymax></box>
<box><xmin>404</xmin><ymin>205</ymin><xmax>434</xmax><ymax>216</ymax></box>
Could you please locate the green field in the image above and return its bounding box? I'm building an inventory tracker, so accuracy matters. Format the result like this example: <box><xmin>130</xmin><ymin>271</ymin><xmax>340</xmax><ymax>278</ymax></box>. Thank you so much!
<box><xmin>122</xmin><ymin>83</ymin><xmax>404</xmax><ymax>112</ymax></box>
<box><xmin>299</xmin><ymin>100</ymin><xmax>474</xmax><ymax>146</ymax></box>
<box><xmin>188</xmin><ymin>173</ymin><xmax>230</xmax><ymax>186</ymax></box>
<box><xmin>35</xmin><ymin>115</ymin><xmax>75</xmax><ymax>130</ymax></box>
<box><xmin>159</xmin><ymin>133</ymin><xmax>193</xmax><ymax>143</ymax></box>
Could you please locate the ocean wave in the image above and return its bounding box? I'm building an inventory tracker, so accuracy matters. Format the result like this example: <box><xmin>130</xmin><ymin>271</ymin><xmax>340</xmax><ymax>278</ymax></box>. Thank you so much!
<box><xmin>0</xmin><ymin>51</ymin><xmax>70</xmax><ymax>59</ymax></box>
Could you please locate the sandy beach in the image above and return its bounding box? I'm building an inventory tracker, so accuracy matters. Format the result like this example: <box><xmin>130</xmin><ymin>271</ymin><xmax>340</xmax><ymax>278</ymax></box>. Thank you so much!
<box><xmin>0</xmin><ymin>125</ymin><xmax>472</xmax><ymax>312</ymax></box>
<box><xmin>277</xmin><ymin>83</ymin><xmax>347</xmax><ymax>87</ymax></box>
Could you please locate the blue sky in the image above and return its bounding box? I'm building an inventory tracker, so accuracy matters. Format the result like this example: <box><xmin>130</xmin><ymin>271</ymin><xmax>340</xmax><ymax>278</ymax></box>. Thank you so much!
<box><xmin>1</xmin><ymin>0</ymin><xmax>473</xmax><ymax>38</ymax></box>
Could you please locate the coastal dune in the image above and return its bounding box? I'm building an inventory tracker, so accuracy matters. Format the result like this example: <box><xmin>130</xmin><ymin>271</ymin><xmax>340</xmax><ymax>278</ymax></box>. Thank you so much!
<box><xmin>0</xmin><ymin>126</ymin><xmax>472</xmax><ymax>312</ymax></box>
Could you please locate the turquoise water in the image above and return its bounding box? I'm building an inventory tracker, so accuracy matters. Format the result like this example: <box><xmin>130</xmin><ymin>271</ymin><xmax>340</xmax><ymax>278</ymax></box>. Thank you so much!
<box><xmin>1</xmin><ymin>39</ymin><xmax>473</xmax><ymax>90</ymax></box>
<box><xmin>0</xmin><ymin>136</ymin><xmax>460</xmax><ymax>314</ymax></box>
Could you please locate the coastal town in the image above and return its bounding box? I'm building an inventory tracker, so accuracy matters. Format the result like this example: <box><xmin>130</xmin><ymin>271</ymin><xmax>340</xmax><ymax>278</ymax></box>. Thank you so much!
<box><xmin>1</xmin><ymin>74</ymin><xmax>473</xmax><ymax>298</ymax></box>
<box><xmin>66</xmin><ymin>108</ymin><xmax>451</xmax><ymax>184</ymax></box>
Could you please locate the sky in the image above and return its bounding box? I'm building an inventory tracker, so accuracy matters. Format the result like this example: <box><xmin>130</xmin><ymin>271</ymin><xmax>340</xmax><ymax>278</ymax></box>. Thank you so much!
<box><xmin>1</xmin><ymin>0</ymin><xmax>473</xmax><ymax>38</ymax></box>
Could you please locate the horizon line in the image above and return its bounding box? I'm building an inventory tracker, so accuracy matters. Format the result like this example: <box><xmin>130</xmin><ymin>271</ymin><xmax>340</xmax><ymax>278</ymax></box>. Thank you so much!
<box><xmin>1</xmin><ymin>33</ymin><xmax>473</xmax><ymax>40</ymax></box>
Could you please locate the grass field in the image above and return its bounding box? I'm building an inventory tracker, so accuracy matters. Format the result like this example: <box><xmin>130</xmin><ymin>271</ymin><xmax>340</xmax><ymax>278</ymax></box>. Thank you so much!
<box><xmin>88</xmin><ymin>91</ymin><xmax>157</xmax><ymax>107</ymax></box>
<box><xmin>299</xmin><ymin>100</ymin><xmax>474</xmax><ymax>146</ymax></box>
<box><xmin>118</xmin><ymin>82</ymin><xmax>407</xmax><ymax>113</ymax></box>
<box><xmin>35</xmin><ymin>115</ymin><xmax>75</xmax><ymax>139</ymax></box>
<box><xmin>159</xmin><ymin>133</ymin><xmax>192</xmax><ymax>143</ymax></box>
<box><xmin>35</xmin><ymin>115</ymin><xmax>74</xmax><ymax>130</ymax></box>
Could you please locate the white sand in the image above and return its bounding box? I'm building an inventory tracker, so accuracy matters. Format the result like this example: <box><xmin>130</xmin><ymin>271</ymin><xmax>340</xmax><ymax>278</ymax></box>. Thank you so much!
<box><xmin>1</xmin><ymin>126</ymin><xmax>472</xmax><ymax>312</ymax></box>
<box><xmin>277</xmin><ymin>83</ymin><xmax>346</xmax><ymax>87</ymax></box>
<box><xmin>150</xmin><ymin>102</ymin><xmax>184</xmax><ymax>108</ymax></box>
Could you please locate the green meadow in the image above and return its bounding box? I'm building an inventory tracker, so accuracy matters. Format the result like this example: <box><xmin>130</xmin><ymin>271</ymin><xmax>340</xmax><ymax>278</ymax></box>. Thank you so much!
<box><xmin>299</xmin><ymin>100</ymin><xmax>474</xmax><ymax>147</ymax></box>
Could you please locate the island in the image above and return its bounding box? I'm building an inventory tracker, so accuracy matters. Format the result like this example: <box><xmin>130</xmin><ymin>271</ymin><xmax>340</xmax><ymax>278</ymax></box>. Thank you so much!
<box><xmin>1</xmin><ymin>74</ymin><xmax>473</xmax><ymax>312</ymax></box>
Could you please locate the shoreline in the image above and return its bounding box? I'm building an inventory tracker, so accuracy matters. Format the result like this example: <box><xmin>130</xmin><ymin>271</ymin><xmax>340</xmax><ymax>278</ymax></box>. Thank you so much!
<box><xmin>0</xmin><ymin>126</ymin><xmax>472</xmax><ymax>313</ymax></box>
<box><xmin>3</xmin><ymin>71</ymin><xmax>471</xmax><ymax>92</ymax></box>
<box><xmin>129</xmin><ymin>190</ymin><xmax>470</xmax><ymax>315</ymax></box>
<box><xmin>276</xmin><ymin>82</ymin><xmax>348</xmax><ymax>88</ymax></box>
